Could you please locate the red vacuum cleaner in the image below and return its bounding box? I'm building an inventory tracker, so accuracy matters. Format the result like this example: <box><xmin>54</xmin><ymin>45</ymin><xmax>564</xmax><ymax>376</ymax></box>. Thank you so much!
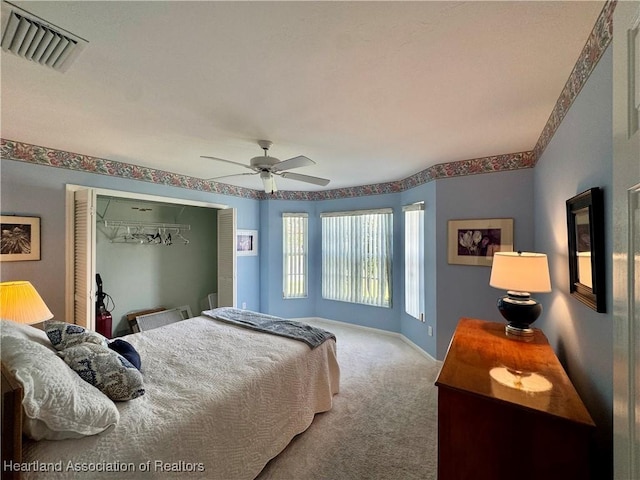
<box><xmin>95</xmin><ymin>273</ymin><xmax>113</xmax><ymax>338</ymax></box>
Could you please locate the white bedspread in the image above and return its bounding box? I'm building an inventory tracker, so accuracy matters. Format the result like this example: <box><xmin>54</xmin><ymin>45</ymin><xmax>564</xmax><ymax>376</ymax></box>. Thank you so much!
<box><xmin>21</xmin><ymin>316</ymin><xmax>340</xmax><ymax>479</ymax></box>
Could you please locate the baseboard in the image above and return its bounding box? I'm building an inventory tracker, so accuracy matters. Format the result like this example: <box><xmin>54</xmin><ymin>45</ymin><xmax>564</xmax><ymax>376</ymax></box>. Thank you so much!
<box><xmin>399</xmin><ymin>332</ymin><xmax>440</xmax><ymax>363</ymax></box>
<box><xmin>293</xmin><ymin>316</ymin><xmax>439</xmax><ymax>363</ymax></box>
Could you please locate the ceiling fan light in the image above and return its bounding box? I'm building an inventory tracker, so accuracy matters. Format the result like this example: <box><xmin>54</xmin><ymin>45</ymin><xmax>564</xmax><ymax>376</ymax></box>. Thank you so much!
<box><xmin>260</xmin><ymin>171</ymin><xmax>277</xmax><ymax>193</ymax></box>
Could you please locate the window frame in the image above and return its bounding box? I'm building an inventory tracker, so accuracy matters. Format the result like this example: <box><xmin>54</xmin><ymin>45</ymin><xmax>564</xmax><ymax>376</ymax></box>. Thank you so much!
<box><xmin>282</xmin><ymin>212</ymin><xmax>309</xmax><ymax>299</ymax></box>
<box><xmin>403</xmin><ymin>202</ymin><xmax>425</xmax><ymax>320</ymax></box>
<box><xmin>321</xmin><ymin>208</ymin><xmax>393</xmax><ymax>308</ymax></box>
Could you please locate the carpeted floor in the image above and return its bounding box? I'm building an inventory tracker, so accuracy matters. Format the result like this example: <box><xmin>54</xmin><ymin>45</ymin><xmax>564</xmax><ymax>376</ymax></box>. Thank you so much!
<box><xmin>256</xmin><ymin>318</ymin><xmax>441</xmax><ymax>480</ymax></box>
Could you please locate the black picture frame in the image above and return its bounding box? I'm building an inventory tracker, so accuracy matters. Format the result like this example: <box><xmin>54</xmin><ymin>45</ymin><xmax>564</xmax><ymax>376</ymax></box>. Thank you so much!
<box><xmin>566</xmin><ymin>187</ymin><xmax>605</xmax><ymax>312</ymax></box>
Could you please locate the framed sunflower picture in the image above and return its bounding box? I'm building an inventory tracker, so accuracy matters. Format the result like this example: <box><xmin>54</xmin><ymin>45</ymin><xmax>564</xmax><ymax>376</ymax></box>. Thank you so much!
<box><xmin>0</xmin><ymin>215</ymin><xmax>41</xmax><ymax>261</ymax></box>
<box><xmin>447</xmin><ymin>218</ymin><xmax>513</xmax><ymax>266</ymax></box>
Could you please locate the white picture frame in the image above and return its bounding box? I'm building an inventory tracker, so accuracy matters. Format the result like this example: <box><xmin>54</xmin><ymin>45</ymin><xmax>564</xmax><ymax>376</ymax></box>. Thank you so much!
<box><xmin>135</xmin><ymin>308</ymin><xmax>183</xmax><ymax>332</ymax></box>
<box><xmin>237</xmin><ymin>229</ymin><xmax>258</xmax><ymax>256</ymax></box>
<box><xmin>207</xmin><ymin>293</ymin><xmax>218</xmax><ymax>309</ymax></box>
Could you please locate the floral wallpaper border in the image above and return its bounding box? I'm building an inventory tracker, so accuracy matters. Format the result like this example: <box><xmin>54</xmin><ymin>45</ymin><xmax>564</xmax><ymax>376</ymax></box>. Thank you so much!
<box><xmin>0</xmin><ymin>1</ymin><xmax>614</xmax><ymax>202</ymax></box>
<box><xmin>0</xmin><ymin>139</ymin><xmax>536</xmax><ymax>201</ymax></box>
<box><xmin>0</xmin><ymin>138</ymin><xmax>261</xmax><ymax>199</ymax></box>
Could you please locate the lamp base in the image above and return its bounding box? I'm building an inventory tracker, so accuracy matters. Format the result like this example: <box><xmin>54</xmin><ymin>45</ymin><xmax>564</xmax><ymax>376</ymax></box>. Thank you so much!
<box><xmin>505</xmin><ymin>324</ymin><xmax>534</xmax><ymax>341</ymax></box>
<box><xmin>497</xmin><ymin>291</ymin><xmax>542</xmax><ymax>342</ymax></box>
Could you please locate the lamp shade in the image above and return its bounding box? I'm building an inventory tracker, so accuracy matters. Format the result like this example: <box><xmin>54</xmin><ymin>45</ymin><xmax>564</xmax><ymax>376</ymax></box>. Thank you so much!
<box><xmin>0</xmin><ymin>281</ymin><xmax>53</xmax><ymax>324</ymax></box>
<box><xmin>489</xmin><ymin>252</ymin><xmax>551</xmax><ymax>293</ymax></box>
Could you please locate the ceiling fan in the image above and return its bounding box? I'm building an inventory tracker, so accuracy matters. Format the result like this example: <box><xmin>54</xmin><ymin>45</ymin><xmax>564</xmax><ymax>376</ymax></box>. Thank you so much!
<box><xmin>201</xmin><ymin>140</ymin><xmax>330</xmax><ymax>193</ymax></box>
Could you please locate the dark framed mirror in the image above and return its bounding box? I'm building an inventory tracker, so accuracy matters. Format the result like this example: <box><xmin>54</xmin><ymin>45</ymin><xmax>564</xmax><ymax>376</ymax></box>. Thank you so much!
<box><xmin>566</xmin><ymin>187</ymin><xmax>605</xmax><ymax>312</ymax></box>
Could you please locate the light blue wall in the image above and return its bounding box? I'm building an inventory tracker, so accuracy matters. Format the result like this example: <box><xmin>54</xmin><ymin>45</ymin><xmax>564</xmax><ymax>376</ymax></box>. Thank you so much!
<box><xmin>1</xmin><ymin>161</ymin><xmax>67</xmax><ymax>320</ymax></box>
<box><xmin>0</xmin><ymin>160</ymin><xmax>261</xmax><ymax>322</ymax></box>
<box><xmin>433</xmin><ymin>168</ymin><xmax>536</xmax><ymax>358</ymax></box>
<box><xmin>533</xmin><ymin>46</ymin><xmax>613</xmax><ymax>477</ymax></box>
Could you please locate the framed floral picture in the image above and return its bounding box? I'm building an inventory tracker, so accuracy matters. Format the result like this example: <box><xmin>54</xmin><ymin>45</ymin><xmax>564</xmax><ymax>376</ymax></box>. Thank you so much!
<box><xmin>447</xmin><ymin>218</ymin><xmax>513</xmax><ymax>266</ymax></box>
<box><xmin>0</xmin><ymin>215</ymin><xmax>41</xmax><ymax>261</ymax></box>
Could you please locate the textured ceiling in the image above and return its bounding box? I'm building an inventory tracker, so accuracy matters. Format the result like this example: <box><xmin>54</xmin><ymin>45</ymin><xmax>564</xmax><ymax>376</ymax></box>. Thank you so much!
<box><xmin>0</xmin><ymin>1</ymin><xmax>605</xmax><ymax>192</ymax></box>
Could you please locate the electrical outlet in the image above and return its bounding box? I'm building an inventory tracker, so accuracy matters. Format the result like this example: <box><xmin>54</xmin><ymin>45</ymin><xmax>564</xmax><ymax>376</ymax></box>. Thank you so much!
<box><xmin>242</xmin><ymin>302</ymin><xmax>247</xmax><ymax>309</ymax></box>
<box><xmin>428</xmin><ymin>326</ymin><xmax>433</xmax><ymax>336</ymax></box>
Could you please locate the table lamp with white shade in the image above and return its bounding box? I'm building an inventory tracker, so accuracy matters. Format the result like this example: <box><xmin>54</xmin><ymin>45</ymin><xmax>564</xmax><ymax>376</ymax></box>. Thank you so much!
<box><xmin>0</xmin><ymin>281</ymin><xmax>53</xmax><ymax>324</ymax></box>
<box><xmin>489</xmin><ymin>251</ymin><xmax>551</xmax><ymax>340</ymax></box>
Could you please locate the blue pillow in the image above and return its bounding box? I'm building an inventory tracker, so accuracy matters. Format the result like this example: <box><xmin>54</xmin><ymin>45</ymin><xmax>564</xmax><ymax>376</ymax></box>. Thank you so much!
<box><xmin>108</xmin><ymin>339</ymin><xmax>141</xmax><ymax>370</ymax></box>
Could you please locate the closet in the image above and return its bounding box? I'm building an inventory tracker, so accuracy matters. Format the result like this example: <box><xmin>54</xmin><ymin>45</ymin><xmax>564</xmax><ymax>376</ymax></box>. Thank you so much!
<box><xmin>66</xmin><ymin>186</ymin><xmax>236</xmax><ymax>336</ymax></box>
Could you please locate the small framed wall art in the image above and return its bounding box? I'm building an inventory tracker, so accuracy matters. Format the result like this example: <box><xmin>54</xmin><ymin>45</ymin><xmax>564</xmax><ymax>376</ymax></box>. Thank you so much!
<box><xmin>447</xmin><ymin>218</ymin><xmax>514</xmax><ymax>266</ymax></box>
<box><xmin>0</xmin><ymin>215</ymin><xmax>41</xmax><ymax>261</ymax></box>
<box><xmin>237</xmin><ymin>229</ymin><xmax>258</xmax><ymax>256</ymax></box>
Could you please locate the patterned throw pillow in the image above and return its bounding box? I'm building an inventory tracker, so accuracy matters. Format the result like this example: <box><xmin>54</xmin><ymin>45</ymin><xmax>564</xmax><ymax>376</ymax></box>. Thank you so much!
<box><xmin>45</xmin><ymin>321</ymin><xmax>108</xmax><ymax>351</ymax></box>
<box><xmin>58</xmin><ymin>343</ymin><xmax>145</xmax><ymax>401</ymax></box>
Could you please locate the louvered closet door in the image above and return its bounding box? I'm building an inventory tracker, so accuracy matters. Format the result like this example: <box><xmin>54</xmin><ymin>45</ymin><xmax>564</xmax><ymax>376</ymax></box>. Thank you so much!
<box><xmin>217</xmin><ymin>208</ymin><xmax>237</xmax><ymax>307</ymax></box>
<box><xmin>73</xmin><ymin>188</ymin><xmax>96</xmax><ymax>329</ymax></box>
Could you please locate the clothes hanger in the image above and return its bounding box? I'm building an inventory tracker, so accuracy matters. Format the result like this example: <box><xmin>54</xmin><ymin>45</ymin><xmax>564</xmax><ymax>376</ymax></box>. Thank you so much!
<box><xmin>176</xmin><ymin>229</ymin><xmax>189</xmax><ymax>244</ymax></box>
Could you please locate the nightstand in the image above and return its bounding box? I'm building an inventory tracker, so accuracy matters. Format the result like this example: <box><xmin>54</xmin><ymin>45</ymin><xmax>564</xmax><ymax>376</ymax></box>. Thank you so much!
<box><xmin>435</xmin><ymin>318</ymin><xmax>595</xmax><ymax>480</ymax></box>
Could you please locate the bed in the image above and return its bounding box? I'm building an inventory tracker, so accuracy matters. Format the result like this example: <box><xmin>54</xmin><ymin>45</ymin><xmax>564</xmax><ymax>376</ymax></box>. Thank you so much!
<box><xmin>1</xmin><ymin>308</ymin><xmax>340</xmax><ymax>480</ymax></box>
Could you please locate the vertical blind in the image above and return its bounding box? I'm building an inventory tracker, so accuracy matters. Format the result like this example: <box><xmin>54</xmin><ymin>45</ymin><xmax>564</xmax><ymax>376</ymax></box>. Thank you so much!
<box><xmin>321</xmin><ymin>209</ymin><xmax>393</xmax><ymax>308</ymax></box>
<box><xmin>282</xmin><ymin>213</ymin><xmax>308</xmax><ymax>298</ymax></box>
<box><xmin>403</xmin><ymin>203</ymin><xmax>424</xmax><ymax>320</ymax></box>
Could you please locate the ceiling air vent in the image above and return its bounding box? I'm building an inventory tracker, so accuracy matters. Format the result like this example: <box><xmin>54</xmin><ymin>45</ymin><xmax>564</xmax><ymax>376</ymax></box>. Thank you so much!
<box><xmin>0</xmin><ymin>1</ymin><xmax>88</xmax><ymax>72</ymax></box>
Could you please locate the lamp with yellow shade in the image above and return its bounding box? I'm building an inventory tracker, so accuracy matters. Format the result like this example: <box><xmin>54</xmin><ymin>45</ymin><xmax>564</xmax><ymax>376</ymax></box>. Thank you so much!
<box><xmin>489</xmin><ymin>251</ymin><xmax>551</xmax><ymax>340</ymax></box>
<box><xmin>0</xmin><ymin>281</ymin><xmax>53</xmax><ymax>324</ymax></box>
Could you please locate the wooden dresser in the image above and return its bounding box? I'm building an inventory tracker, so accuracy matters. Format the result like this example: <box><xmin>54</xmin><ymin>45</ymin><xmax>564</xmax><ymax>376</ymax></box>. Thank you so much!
<box><xmin>435</xmin><ymin>318</ymin><xmax>595</xmax><ymax>480</ymax></box>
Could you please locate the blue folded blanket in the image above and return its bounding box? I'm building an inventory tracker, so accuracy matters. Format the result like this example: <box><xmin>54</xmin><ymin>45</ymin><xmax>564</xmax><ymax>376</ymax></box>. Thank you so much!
<box><xmin>202</xmin><ymin>307</ymin><xmax>335</xmax><ymax>349</ymax></box>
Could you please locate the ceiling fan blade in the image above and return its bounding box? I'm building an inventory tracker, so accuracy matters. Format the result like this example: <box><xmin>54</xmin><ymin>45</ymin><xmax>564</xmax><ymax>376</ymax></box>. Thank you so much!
<box><xmin>271</xmin><ymin>155</ymin><xmax>315</xmax><ymax>172</ymax></box>
<box><xmin>279</xmin><ymin>171</ymin><xmax>330</xmax><ymax>186</ymax></box>
<box><xmin>200</xmin><ymin>155</ymin><xmax>255</xmax><ymax>171</ymax></box>
<box><xmin>206</xmin><ymin>172</ymin><xmax>257</xmax><ymax>181</ymax></box>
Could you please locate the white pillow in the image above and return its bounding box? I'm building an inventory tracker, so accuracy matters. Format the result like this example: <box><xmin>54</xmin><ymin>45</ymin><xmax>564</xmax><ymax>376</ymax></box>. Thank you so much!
<box><xmin>0</xmin><ymin>319</ymin><xmax>53</xmax><ymax>349</ymax></box>
<box><xmin>1</xmin><ymin>321</ymin><xmax>119</xmax><ymax>440</ymax></box>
